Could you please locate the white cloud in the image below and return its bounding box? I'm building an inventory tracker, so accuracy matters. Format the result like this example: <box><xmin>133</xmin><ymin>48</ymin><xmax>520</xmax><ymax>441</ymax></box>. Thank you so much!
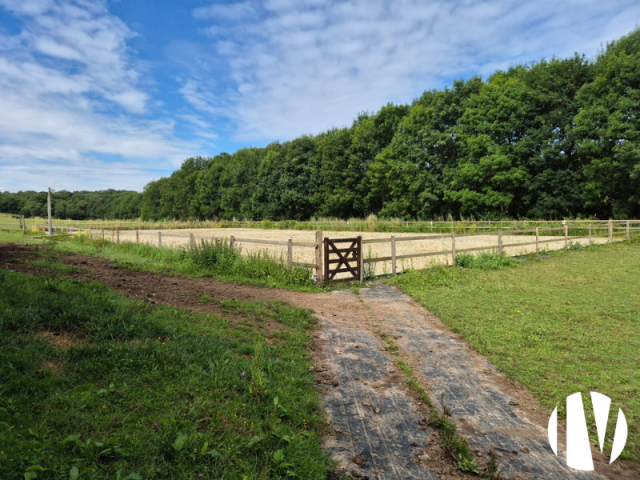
<box><xmin>0</xmin><ymin>0</ymin><xmax>197</xmax><ymax>192</ymax></box>
<box><xmin>189</xmin><ymin>0</ymin><xmax>640</xmax><ymax>141</ymax></box>
<box><xmin>193</xmin><ymin>1</ymin><xmax>255</xmax><ymax>21</ymax></box>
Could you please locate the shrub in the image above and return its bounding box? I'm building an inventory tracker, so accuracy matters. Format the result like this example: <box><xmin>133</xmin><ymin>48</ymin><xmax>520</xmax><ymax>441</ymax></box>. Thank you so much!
<box><xmin>187</xmin><ymin>239</ymin><xmax>314</xmax><ymax>287</ymax></box>
<box><xmin>188</xmin><ymin>238</ymin><xmax>238</xmax><ymax>269</ymax></box>
<box><xmin>454</xmin><ymin>251</ymin><xmax>518</xmax><ymax>270</ymax></box>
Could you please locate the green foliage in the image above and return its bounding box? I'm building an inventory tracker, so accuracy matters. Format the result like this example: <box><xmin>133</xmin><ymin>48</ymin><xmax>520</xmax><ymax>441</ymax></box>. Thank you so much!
<box><xmin>125</xmin><ymin>29</ymin><xmax>640</xmax><ymax>223</ymax></box>
<box><xmin>187</xmin><ymin>239</ymin><xmax>315</xmax><ymax>288</ymax></box>
<box><xmin>454</xmin><ymin>251</ymin><xmax>519</xmax><ymax>270</ymax></box>
<box><xmin>0</xmin><ymin>269</ymin><xmax>330</xmax><ymax>478</ymax></box>
<box><xmin>0</xmin><ymin>190</ymin><xmax>142</xmax><ymax>220</ymax></box>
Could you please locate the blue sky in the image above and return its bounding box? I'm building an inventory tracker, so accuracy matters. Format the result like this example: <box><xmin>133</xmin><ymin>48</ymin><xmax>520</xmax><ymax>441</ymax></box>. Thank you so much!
<box><xmin>0</xmin><ymin>0</ymin><xmax>638</xmax><ymax>193</ymax></box>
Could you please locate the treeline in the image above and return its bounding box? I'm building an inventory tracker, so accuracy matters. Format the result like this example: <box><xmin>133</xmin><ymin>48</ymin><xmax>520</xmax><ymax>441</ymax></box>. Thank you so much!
<box><xmin>141</xmin><ymin>30</ymin><xmax>640</xmax><ymax>221</ymax></box>
<box><xmin>0</xmin><ymin>190</ymin><xmax>142</xmax><ymax>220</ymax></box>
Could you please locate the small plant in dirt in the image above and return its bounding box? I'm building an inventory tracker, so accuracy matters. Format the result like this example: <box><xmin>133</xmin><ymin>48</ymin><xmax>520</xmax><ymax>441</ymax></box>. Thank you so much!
<box><xmin>481</xmin><ymin>450</ymin><xmax>503</xmax><ymax>479</ymax></box>
<box><xmin>198</xmin><ymin>294</ymin><xmax>215</xmax><ymax>303</ymax></box>
<box><xmin>429</xmin><ymin>415</ymin><xmax>479</xmax><ymax>473</ymax></box>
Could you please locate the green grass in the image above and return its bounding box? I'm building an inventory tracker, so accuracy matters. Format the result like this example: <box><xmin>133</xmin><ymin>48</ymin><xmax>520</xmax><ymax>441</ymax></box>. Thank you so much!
<box><xmin>0</xmin><ymin>268</ymin><xmax>330</xmax><ymax>479</ymax></box>
<box><xmin>0</xmin><ymin>230</ymin><xmax>318</xmax><ymax>292</ymax></box>
<box><xmin>395</xmin><ymin>242</ymin><xmax>640</xmax><ymax>462</ymax></box>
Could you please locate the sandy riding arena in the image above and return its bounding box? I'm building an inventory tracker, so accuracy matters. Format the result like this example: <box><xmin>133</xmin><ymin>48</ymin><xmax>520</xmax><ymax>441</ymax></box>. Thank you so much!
<box><xmin>111</xmin><ymin>228</ymin><xmax>610</xmax><ymax>277</ymax></box>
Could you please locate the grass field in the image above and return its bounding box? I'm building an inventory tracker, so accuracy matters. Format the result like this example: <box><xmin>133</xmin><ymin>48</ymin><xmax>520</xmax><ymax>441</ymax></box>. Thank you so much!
<box><xmin>0</xmin><ymin>230</ymin><xmax>318</xmax><ymax>291</ymax></box>
<box><xmin>0</xmin><ymin>268</ymin><xmax>330</xmax><ymax>479</ymax></box>
<box><xmin>395</xmin><ymin>242</ymin><xmax>640</xmax><ymax>462</ymax></box>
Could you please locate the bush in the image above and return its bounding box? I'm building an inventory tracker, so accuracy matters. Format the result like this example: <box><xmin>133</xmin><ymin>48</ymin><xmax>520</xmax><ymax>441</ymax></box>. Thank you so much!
<box><xmin>187</xmin><ymin>239</ymin><xmax>314</xmax><ymax>287</ymax></box>
<box><xmin>188</xmin><ymin>238</ymin><xmax>239</xmax><ymax>269</ymax></box>
<box><xmin>454</xmin><ymin>251</ymin><xmax>519</xmax><ymax>270</ymax></box>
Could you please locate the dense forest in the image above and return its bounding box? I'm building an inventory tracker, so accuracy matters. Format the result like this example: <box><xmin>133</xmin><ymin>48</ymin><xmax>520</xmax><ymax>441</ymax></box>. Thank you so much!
<box><xmin>140</xmin><ymin>30</ymin><xmax>640</xmax><ymax>221</ymax></box>
<box><xmin>3</xmin><ymin>30</ymin><xmax>640</xmax><ymax>221</ymax></box>
<box><xmin>0</xmin><ymin>190</ymin><xmax>142</xmax><ymax>220</ymax></box>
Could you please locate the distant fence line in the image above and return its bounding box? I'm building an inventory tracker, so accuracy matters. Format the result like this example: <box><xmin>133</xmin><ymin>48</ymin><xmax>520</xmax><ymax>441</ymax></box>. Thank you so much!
<box><xmin>2</xmin><ymin>218</ymin><xmax>638</xmax><ymax>285</ymax></box>
<box><xmin>3</xmin><ymin>216</ymin><xmax>640</xmax><ymax>235</ymax></box>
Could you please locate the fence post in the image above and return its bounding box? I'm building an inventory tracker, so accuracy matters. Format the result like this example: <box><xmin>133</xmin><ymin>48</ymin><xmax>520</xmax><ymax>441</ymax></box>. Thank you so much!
<box><xmin>451</xmin><ymin>231</ymin><xmax>456</xmax><ymax>265</ymax></box>
<box><xmin>627</xmin><ymin>220</ymin><xmax>630</xmax><ymax>242</ymax></box>
<box><xmin>498</xmin><ymin>229</ymin><xmax>502</xmax><ymax>254</ymax></box>
<box><xmin>116</xmin><ymin>229</ymin><xmax>120</xmax><ymax>244</ymax></box>
<box><xmin>564</xmin><ymin>224</ymin><xmax>568</xmax><ymax>249</ymax></box>
<box><xmin>101</xmin><ymin>229</ymin><xmax>105</xmax><ymax>240</ymax></box>
<box><xmin>287</xmin><ymin>238</ymin><xmax>293</xmax><ymax>267</ymax></box>
<box><xmin>22</xmin><ymin>216</ymin><xmax>26</xmax><ymax>234</ymax></box>
<box><xmin>158</xmin><ymin>231</ymin><xmax>162</xmax><ymax>247</ymax></box>
<box><xmin>588</xmin><ymin>224</ymin><xmax>592</xmax><ymax>245</ymax></box>
<box><xmin>135</xmin><ymin>230</ymin><xmax>139</xmax><ymax>243</ymax></box>
<box><xmin>357</xmin><ymin>236</ymin><xmax>363</xmax><ymax>282</ymax></box>
<box><xmin>535</xmin><ymin>227</ymin><xmax>539</xmax><ymax>255</ymax></box>
<box><xmin>430</xmin><ymin>221</ymin><xmax>433</xmax><ymax>232</ymax></box>
<box><xmin>391</xmin><ymin>235</ymin><xmax>396</xmax><ymax>275</ymax></box>
<box><xmin>230</xmin><ymin>235</ymin><xmax>235</xmax><ymax>250</ymax></box>
<box><xmin>609</xmin><ymin>219</ymin><xmax>613</xmax><ymax>243</ymax></box>
<box><xmin>190</xmin><ymin>233</ymin><xmax>195</xmax><ymax>248</ymax></box>
<box><xmin>315</xmin><ymin>230</ymin><xmax>323</xmax><ymax>286</ymax></box>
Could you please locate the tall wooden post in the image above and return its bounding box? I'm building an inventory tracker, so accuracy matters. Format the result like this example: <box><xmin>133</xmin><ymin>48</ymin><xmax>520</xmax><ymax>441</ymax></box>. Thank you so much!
<box><xmin>135</xmin><ymin>230</ymin><xmax>138</xmax><ymax>243</ymax></box>
<box><xmin>588</xmin><ymin>224</ymin><xmax>592</xmax><ymax>245</ymax></box>
<box><xmin>535</xmin><ymin>227</ymin><xmax>539</xmax><ymax>255</ymax></box>
<box><xmin>21</xmin><ymin>215</ymin><xmax>25</xmax><ymax>234</ymax></box>
<box><xmin>116</xmin><ymin>229</ymin><xmax>120</xmax><ymax>244</ymax></box>
<box><xmin>47</xmin><ymin>187</ymin><xmax>53</xmax><ymax>236</ymax></box>
<box><xmin>101</xmin><ymin>228</ymin><xmax>105</xmax><ymax>240</ymax></box>
<box><xmin>287</xmin><ymin>238</ymin><xmax>293</xmax><ymax>267</ymax></box>
<box><xmin>391</xmin><ymin>235</ymin><xmax>396</xmax><ymax>276</ymax></box>
<box><xmin>451</xmin><ymin>231</ymin><xmax>456</xmax><ymax>264</ymax></box>
<box><xmin>357</xmin><ymin>236</ymin><xmax>363</xmax><ymax>282</ymax></box>
<box><xmin>315</xmin><ymin>230</ymin><xmax>323</xmax><ymax>286</ymax></box>
<box><xmin>158</xmin><ymin>231</ymin><xmax>162</xmax><ymax>247</ymax></box>
<box><xmin>230</xmin><ymin>235</ymin><xmax>235</xmax><ymax>250</ymax></box>
<box><xmin>498</xmin><ymin>229</ymin><xmax>503</xmax><ymax>254</ymax></box>
<box><xmin>626</xmin><ymin>220</ymin><xmax>630</xmax><ymax>242</ymax></box>
<box><xmin>564</xmin><ymin>224</ymin><xmax>568</xmax><ymax>249</ymax></box>
<box><xmin>190</xmin><ymin>233</ymin><xmax>195</xmax><ymax>248</ymax></box>
<box><xmin>609</xmin><ymin>219</ymin><xmax>613</xmax><ymax>243</ymax></box>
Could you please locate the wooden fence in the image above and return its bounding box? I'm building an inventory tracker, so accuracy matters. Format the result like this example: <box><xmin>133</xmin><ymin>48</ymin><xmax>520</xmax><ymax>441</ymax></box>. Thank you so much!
<box><xmin>7</xmin><ymin>219</ymin><xmax>640</xmax><ymax>285</ymax></box>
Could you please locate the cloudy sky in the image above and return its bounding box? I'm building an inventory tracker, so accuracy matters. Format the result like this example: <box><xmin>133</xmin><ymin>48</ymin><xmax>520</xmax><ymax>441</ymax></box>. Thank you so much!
<box><xmin>0</xmin><ymin>0</ymin><xmax>638</xmax><ymax>192</ymax></box>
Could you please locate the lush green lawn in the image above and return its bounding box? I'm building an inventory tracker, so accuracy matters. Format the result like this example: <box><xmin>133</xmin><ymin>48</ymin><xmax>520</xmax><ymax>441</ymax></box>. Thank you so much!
<box><xmin>0</xmin><ymin>268</ymin><xmax>330</xmax><ymax>479</ymax></box>
<box><xmin>395</xmin><ymin>243</ymin><xmax>640</xmax><ymax>462</ymax></box>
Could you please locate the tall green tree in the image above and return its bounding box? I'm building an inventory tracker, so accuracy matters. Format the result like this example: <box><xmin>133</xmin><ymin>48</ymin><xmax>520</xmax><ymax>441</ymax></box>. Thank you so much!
<box><xmin>574</xmin><ymin>30</ymin><xmax>640</xmax><ymax>218</ymax></box>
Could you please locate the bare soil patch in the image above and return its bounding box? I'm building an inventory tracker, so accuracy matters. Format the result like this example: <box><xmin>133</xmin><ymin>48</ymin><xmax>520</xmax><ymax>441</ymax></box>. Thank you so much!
<box><xmin>34</xmin><ymin>331</ymin><xmax>84</xmax><ymax>350</ymax></box>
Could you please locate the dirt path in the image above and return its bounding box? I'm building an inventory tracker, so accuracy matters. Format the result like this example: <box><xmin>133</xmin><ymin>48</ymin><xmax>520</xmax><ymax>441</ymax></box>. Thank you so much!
<box><xmin>1</xmin><ymin>244</ymin><xmax>637</xmax><ymax>479</ymax></box>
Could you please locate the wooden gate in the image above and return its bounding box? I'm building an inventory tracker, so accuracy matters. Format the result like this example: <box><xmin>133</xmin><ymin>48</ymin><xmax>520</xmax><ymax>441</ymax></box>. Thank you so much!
<box><xmin>324</xmin><ymin>236</ymin><xmax>363</xmax><ymax>283</ymax></box>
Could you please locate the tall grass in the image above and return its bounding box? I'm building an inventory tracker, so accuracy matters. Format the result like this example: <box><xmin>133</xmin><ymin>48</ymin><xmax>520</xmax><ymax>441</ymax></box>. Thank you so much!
<box><xmin>187</xmin><ymin>239</ymin><xmax>314</xmax><ymax>287</ymax></box>
<box><xmin>454</xmin><ymin>251</ymin><xmax>520</xmax><ymax>270</ymax></box>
